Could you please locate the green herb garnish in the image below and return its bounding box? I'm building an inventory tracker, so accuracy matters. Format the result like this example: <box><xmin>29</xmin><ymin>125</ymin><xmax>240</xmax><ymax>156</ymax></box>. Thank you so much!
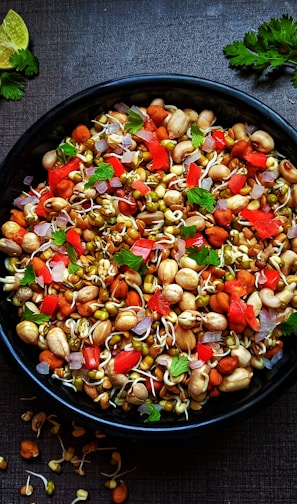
<box><xmin>191</xmin><ymin>123</ymin><xmax>204</xmax><ymax>148</ymax></box>
<box><xmin>187</xmin><ymin>187</ymin><xmax>216</xmax><ymax>212</ymax></box>
<box><xmin>144</xmin><ymin>404</ymin><xmax>161</xmax><ymax>423</ymax></box>
<box><xmin>66</xmin><ymin>243</ymin><xmax>80</xmax><ymax>273</ymax></box>
<box><xmin>279</xmin><ymin>312</ymin><xmax>297</xmax><ymax>336</ymax></box>
<box><xmin>223</xmin><ymin>15</ymin><xmax>297</xmax><ymax>88</ymax></box>
<box><xmin>124</xmin><ymin>108</ymin><xmax>144</xmax><ymax>134</ymax></box>
<box><xmin>23</xmin><ymin>305</ymin><xmax>51</xmax><ymax>325</ymax></box>
<box><xmin>56</xmin><ymin>142</ymin><xmax>77</xmax><ymax>159</ymax></box>
<box><xmin>114</xmin><ymin>249</ymin><xmax>146</xmax><ymax>273</ymax></box>
<box><xmin>51</xmin><ymin>229</ymin><xmax>66</xmax><ymax>246</ymax></box>
<box><xmin>170</xmin><ymin>355</ymin><xmax>189</xmax><ymax>377</ymax></box>
<box><xmin>0</xmin><ymin>49</ymin><xmax>39</xmax><ymax>101</ymax></box>
<box><xmin>20</xmin><ymin>264</ymin><xmax>36</xmax><ymax>285</ymax></box>
<box><xmin>84</xmin><ymin>162</ymin><xmax>114</xmax><ymax>189</ymax></box>
<box><xmin>181</xmin><ymin>225</ymin><xmax>197</xmax><ymax>239</ymax></box>
<box><xmin>187</xmin><ymin>244</ymin><xmax>220</xmax><ymax>266</ymax></box>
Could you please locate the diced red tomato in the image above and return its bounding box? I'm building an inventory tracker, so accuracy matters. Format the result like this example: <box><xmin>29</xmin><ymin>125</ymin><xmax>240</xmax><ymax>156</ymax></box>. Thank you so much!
<box><xmin>131</xmin><ymin>179</ymin><xmax>151</xmax><ymax>195</ymax></box>
<box><xmin>82</xmin><ymin>345</ymin><xmax>100</xmax><ymax>370</ymax></box>
<box><xmin>35</xmin><ymin>190</ymin><xmax>55</xmax><ymax>217</ymax></box>
<box><xmin>197</xmin><ymin>343</ymin><xmax>214</xmax><ymax>362</ymax></box>
<box><xmin>260</xmin><ymin>269</ymin><xmax>280</xmax><ymax>290</ymax></box>
<box><xmin>240</xmin><ymin>208</ymin><xmax>282</xmax><ymax>239</ymax></box>
<box><xmin>145</xmin><ymin>138</ymin><xmax>170</xmax><ymax>171</ymax></box>
<box><xmin>108</xmin><ymin>156</ymin><xmax>125</xmax><ymax>176</ymax></box>
<box><xmin>147</xmin><ymin>289</ymin><xmax>171</xmax><ymax>316</ymax></box>
<box><xmin>212</xmin><ymin>130</ymin><xmax>226</xmax><ymax>150</ymax></box>
<box><xmin>185</xmin><ymin>233</ymin><xmax>207</xmax><ymax>248</ymax></box>
<box><xmin>40</xmin><ymin>294</ymin><xmax>59</xmax><ymax>315</ymax></box>
<box><xmin>130</xmin><ymin>238</ymin><xmax>155</xmax><ymax>261</ymax></box>
<box><xmin>243</xmin><ymin>151</ymin><xmax>267</xmax><ymax>169</ymax></box>
<box><xmin>48</xmin><ymin>157</ymin><xmax>81</xmax><ymax>191</ymax></box>
<box><xmin>66</xmin><ymin>228</ymin><xmax>85</xmax><ymax>256</ymax></box>
<box><xmin>227</xmin><ymin>174</ymin><xmax>247</xmax><ymax>194</ymax></box>
<box><xmin>186</xmin><ymin>163</ymin><xmax>201</xmax><ymax>187</ymax></box>
<box><xmin>113</xmin><ymin>349</ymin><xmax>142</xmax><ymax>374</ymax></box>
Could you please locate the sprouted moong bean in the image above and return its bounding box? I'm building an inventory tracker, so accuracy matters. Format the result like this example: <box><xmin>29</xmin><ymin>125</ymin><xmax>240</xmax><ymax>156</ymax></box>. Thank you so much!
<box><xmin>1</xmin><ymin>98</ymin><xmax>297</xmax><ymax>422</ymax></box>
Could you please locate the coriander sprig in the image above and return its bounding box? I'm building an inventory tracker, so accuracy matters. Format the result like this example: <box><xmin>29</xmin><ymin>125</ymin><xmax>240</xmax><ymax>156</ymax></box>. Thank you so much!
<box><xmin>223</xmin><ymin>14</ymin><xmax>297</xmax><ymax>88</ymax></box>
<box><xmin>0</xmin><ymin>48</ymin><xmax>39</xmax><ymax>101</ymax></box>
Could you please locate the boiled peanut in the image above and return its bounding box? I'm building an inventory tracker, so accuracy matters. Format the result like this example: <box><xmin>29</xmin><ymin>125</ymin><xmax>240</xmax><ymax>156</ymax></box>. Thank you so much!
<box><xmin>76</xmin><ymin>286</ymin><xmax>99</xmax><ymax>303</ymax></box>
<box><xmin>46</xmin><ymin>327</ymin><xmax>70</xmax><ymax>359</ymax></box>
<box><xmin>158</xmin><ymin>258</ymin><xmax>178</xmax><ymax>285</ymax></box>
<box><xmin>175</xmin><ymin>268</ymin><xmax>199</xmax><ymax>290</ymax></box>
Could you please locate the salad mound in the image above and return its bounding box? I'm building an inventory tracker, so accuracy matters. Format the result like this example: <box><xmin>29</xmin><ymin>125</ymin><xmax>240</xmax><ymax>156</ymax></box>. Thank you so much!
<box><xmin>1</xmin><ymin>98</ymin><xmax>297</xmax><ymax>423</ymax></box>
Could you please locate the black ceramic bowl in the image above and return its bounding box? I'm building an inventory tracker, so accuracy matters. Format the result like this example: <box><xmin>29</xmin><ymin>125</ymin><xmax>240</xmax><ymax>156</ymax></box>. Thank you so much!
<box><xmin>1</xmin><ymin>74</ymin><xmax>297</xmax><ymax>439</ymax></box>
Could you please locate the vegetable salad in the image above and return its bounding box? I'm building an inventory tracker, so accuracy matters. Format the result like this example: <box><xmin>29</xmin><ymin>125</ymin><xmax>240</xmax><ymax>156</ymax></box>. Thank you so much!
<box><xmin>1</xmin><ymin>98</ymin><xmax>297</xmax><ymax>423</ymax></box>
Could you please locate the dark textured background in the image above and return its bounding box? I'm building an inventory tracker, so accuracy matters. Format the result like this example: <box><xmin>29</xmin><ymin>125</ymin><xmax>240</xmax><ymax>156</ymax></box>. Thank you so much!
<box><xmin>1</xmin><ymin>1</ymin><xmax>297</xmax><ymax>503</ymax></box>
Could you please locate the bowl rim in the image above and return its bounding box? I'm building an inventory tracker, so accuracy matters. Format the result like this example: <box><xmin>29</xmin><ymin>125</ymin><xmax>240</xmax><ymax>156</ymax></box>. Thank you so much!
<box><xmin>1</xmin><ymin>73</ymin><xmax>297</xmax><ymax>439</ymax></box>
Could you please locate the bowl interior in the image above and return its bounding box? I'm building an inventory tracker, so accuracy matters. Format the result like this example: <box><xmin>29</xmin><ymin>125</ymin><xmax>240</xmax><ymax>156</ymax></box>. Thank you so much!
<box><xmin>1</xmin><ymin>74</ymin><xmax>297</xmax><ymax>438</ymax></box>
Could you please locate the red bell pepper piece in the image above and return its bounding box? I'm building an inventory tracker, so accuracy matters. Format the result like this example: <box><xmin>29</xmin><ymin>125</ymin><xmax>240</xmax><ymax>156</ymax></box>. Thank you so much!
<box><xmin>212</xmin><ymin>130</ymin><xmax>226</xmax><ymax>150</ymax></box>
<box><xmin>148</xmin><ymin>289</ymin><xmax>171</xmax><ymax>316</ymax></box>
<box><xmin>240</xmin><ymin>208</ymin><xmax>282</xmax><ymax>239</ymax></box>
<box><xmin>131</xmin><ymin>179</ymin><xmax>151</xmax><ymax>195</ymax></box>
<box><xmin>48</xmin><ymin>157</ymin><xmax>81</xmax><ymax>191</ymax></box>
<box><xmin>66</xmin><ymin>228</ymin><xmax>85</xmax><ymax>256</ymax></box>
<box><xmin>35</xmin><ymin>190</ymin><xmax>55</xmax><ymax>217</ymax></box>
<box><xmin>260</xmin><ymin>269</ymin><xmax>280</xmax><ymax>290</ymax></box>
<box><xmin>130</xmin><ymin>238</ymin><xmax>155</xmax><ymax>261</ymax></box>
<box><xmin>108</xmin><ymin>156</ymin><xmax>125</xmax><ymax>176</ymax></box>
<box><xmin>40</xmin><ymin>294</ymin><xmax>59</xmax><ymax>315</ymax></box>
<box><xmin>227</xmin><ymin>174</ymin><xmax>247</xmax><ymax>194</ymax></box>
<box><xmin>186</xmin><ymin>163</ymin><xmax>201</xmax><ymax>187</ymax></box>
<box><xmin>145</xmin><ymin>138</ymin><xmax>170</xmax><ymax>171</ymax></box>
<box><xmin>113</xmin><ymin>349</ymin><xmax>142</xmax><ymax>374</ymax></box>
<box><xmin>197</xmin><ymin>343</ymin><xmax>214</xmax><ymax>362</ymax></box>
<box><xmin>243</xmin><ymin>151</ymin><xmax>267</xmax><ymax>169</ymax></box>
<box><xmin>82</xmin><ymin>345</ymin><xmax>100</xmax><ymax>370</ymax></box>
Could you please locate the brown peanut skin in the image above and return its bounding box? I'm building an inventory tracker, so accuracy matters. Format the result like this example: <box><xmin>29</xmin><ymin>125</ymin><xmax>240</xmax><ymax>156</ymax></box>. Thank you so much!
<box><xmin>216</xmin><ymin>356</ymin><xmax>239</xmax><ymax>375</ymax></box>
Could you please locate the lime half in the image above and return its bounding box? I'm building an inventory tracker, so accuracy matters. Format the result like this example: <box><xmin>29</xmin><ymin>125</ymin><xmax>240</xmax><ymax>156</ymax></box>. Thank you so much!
<box><xmin>0</xmin><ymin>10</ymin><xmax>29</xmax><ymax>69</ymax></box>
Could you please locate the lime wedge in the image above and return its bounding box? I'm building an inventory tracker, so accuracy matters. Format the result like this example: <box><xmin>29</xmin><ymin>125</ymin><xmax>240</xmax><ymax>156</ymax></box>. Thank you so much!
<box><xmin>0</xmin><ymin>10</ymin><xmax>29</xmax><ymax>69</ymax></box>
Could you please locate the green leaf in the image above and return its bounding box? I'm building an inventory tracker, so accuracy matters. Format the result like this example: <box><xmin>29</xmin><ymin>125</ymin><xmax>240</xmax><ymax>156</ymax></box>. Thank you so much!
<box><xmin>51</xmin><ymin>229</ymin><xmax>66</xmax><ymax>246</ymax></box>
<box><xmin>191</xmin><ymin>123</ymin><xmax>204</xmax><ymax>148</ymax></box>
<box><xmin>114</xmin><ymin>249</ymin><xmax>146</xmax><ymax>273</ymax></box>
<box><xmin>20</xmin><ymin>264</ymin><xmax>36</xmax><ymax>285</ymax></box>
<box><xmin>9</xmin><ymin>48</ymin><xmax>39</xmax><ymax>76</ymax></box>
<box><xmin>56</xmin><ymin>142</ymin><xmax>77</xmax><ymax>159</ymax></box>
<box><xmin>124</xmin><ymin>108</ymin><xmax>144</xmax><ymax>134</ymax></box>
<box><xmin>66</xmin><ymin>243</ymin><xmax>78</xmax><ymax>263</ymax></box>
<box><xmin>181</xmin><ymin>225</ymin><xmax>197</xmax><ymax>239</ymax></box>
<box><xmin>170</xmin><ymin>355</ymin><xmax>189</xmax><ymax>377</ymax></box>
<box><xmin>187</xmin><ymin>187</ymin><xmax>216</xmax><ymax>212</ymax></box>
<box><xmin>68</xmin><ymin>262</ymin><xmax>80</xmax><ymax>274</ymax></box>
<box><xmin>187</xmin><ymin>244</ymin><xmax>220</xmax><ymax>266</ymax></box>
<box><xmin>279</xmin><ymin>312</ymin><xmax>297</xmax><ymax>336</ymax></box>
<box><xmin>84</xmin><ymin>162</ymin><xmax>114</xmax><ymax>189</ymax></box>
<box><xmin>0</xmin><ymin>71</ymin><xmax>25</xmax><ymax>100</ymax></box>
<box><xmin>223</xmin><ymin>15</ymin><xmax>297</xmax><ymax>88</ymax></box>
<box><xmin>144</xmin><ymin>404</ymin><xmax>161</xmax><ymax>423</ymax></box>
<box><xmin>23</xmin><ymin>305</ymin><xmax>51</xmax><ymax>325</ymax></box>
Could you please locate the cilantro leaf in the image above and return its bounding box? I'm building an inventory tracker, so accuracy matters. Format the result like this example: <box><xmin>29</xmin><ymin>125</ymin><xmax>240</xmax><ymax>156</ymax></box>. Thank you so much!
<box><xmin>9</xmin><ymin>48</ymin><xmax>39</xmax><ymax>76</ymax></box>
<box><xmin>223</xmin><ymin>15</ymin><xmax>297</xmax><ymax>88</ymax></box>
<box><xmin>278</xmin><ymin>312</ymin><xmax>297</xmax><ymax>336</ymax></box>
<box><xmin>187</xmin><ymin>244</ymin><xmax>220</xmax><ymax>266</ymax></box>
<box><xmin>187</xmin><ymin>187</ymin><xmax>216</xmax><ymax>212</ymax></box>
<box><xmin>170</xmin><ymin>355</ymin><xmax>189</xmax><ymax>377</ymax></box>
<box><xmin>181</xmin><ymin>225</ymin><xmax>197</xmax><ymax>239</ymax></box>
<box><xmin>51</xmin><ymin>229</ymin><xmax>66</xmax><ymax>246</ymax></box>
<box><xmin>20</xmin><ymin>264</ymin><xmax>36</xmax><ymax>285</ymax></box>
<box><xmin>56</xmin><ymin>142</ymin><xmax>77</xmax><ymax>159</ymax></box>
<box><xmin>66</xmin><ymin>243</ymin><xmax>78</xmax><ymax>264</ymax></box>
<box><xmin>191</xmin><ymin>123</ymin><xmax>204</xmax><ymax>148</ymax></box>
<box><xmin>84</xmin><ymin>162</ymin><xmax>114</xmax><ymax>189</ymax></box>
<box><xmin>23</xmin><ymin>305</ymin><xmax>51</xmax><ymax>325</ymax></box>
<box><xmin>144</xmin><ymin>404</ymin><xmax>161</xmax><ymax>423</ymax></box>
<box><xmin>0</xmin><ymin>71</ymin><xmax>25</xmax><ymax>100</ymax></box>
<box><xmin>114</xmin><ymin>249</ymin><xmax>146</xmax><ymax>273</ymax></box>
<box><xmin>124</xmin><ymin>108</ymin><xmax>144</xmax><ymax>134</ymax></box>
